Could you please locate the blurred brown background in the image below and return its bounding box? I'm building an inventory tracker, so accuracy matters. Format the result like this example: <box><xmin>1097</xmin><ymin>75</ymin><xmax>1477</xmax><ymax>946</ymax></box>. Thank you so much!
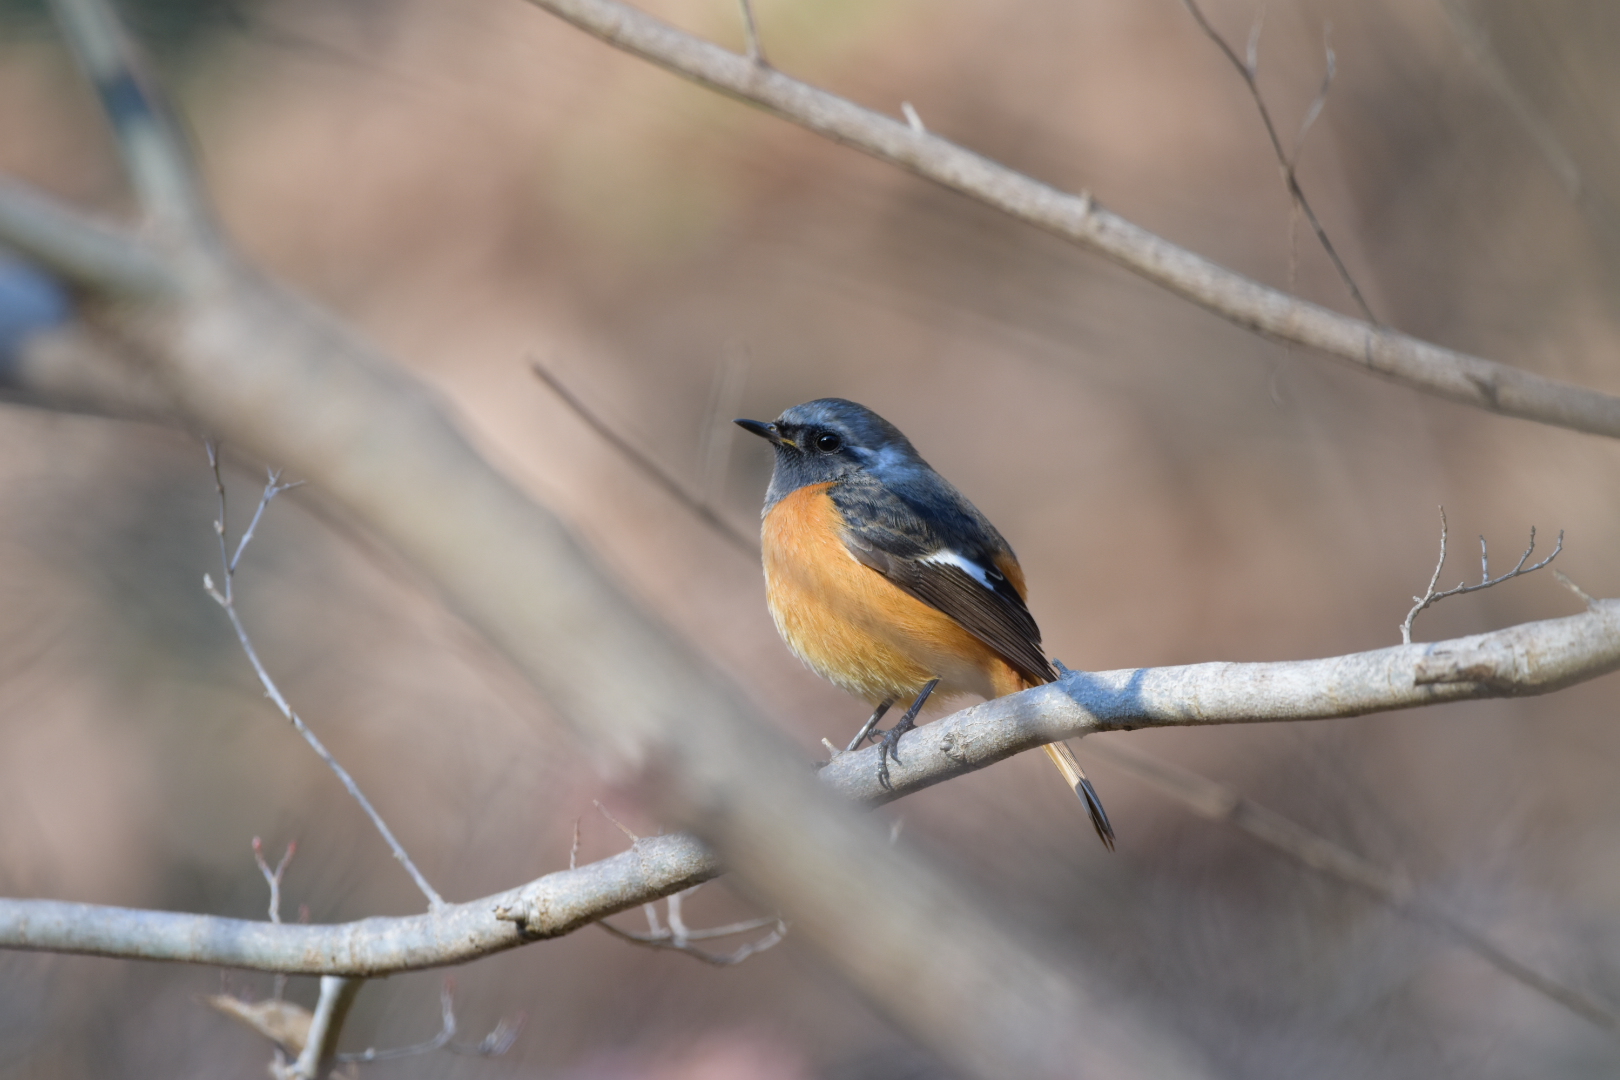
<box><xmin>4</xmin><ymin>0</ymin><xmax>1620</xmax><ymax>1075</ymax></box>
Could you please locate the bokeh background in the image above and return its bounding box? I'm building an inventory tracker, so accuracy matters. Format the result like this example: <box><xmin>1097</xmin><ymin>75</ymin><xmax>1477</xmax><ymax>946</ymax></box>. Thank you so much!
<box><xmin>3</xmin><ymin>0</ymin><xmax>1620</xmax><ymax>1076</ymax></box>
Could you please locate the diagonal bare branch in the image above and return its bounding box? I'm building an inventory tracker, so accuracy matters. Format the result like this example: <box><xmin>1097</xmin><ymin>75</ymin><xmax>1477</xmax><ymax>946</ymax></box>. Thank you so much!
<box><xmin>530</xmin><ymin>360</ymin><xmax>757</xmax><ymax>554</ymax></box>
<box><xmin>1089</xmin><ymin>739</ymin><xmax>1620</xmax><ymax>1034</ymax></box>
<box><xmin>47</xmin><ymin>0</ymin><xmax>218</xmax><ymax>249</ymax></box>
<box><xmin>204</xmin><ymin>448</ymin><xmax>445</xmax><ymax>910</ymax></box>
<box><xmin>521</xmin><ymin>0</ymin><xmax>1620</xmax><ymax>441</ymax></box>
<box><xmin>1179</xmin><ymin>0</ymin><xmax>1373</xmax><ymax>321</ymax></box>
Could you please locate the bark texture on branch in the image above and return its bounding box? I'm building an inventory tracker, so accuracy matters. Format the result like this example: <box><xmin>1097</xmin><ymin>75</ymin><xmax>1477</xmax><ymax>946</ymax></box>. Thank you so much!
<box><xmin>6</xmin><ymin>601</ymin><xmax>1614</xmax><ymax>975</ymax></box>
<box><xmin>522</xmin><ymin>0</ymin><xmax>1620</xmax><ymax>440</ymax></box>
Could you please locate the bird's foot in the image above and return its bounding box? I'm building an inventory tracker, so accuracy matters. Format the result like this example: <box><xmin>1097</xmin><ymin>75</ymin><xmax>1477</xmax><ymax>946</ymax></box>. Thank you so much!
<box><xmin>874</xmin><ymin>679</ymin><xmax>937</xmax><ymax>792</ymax></box>
<box><xmin>875</xmin><ymin>718</ymin><xmax>915</xmax><ymax>791</ymax></box>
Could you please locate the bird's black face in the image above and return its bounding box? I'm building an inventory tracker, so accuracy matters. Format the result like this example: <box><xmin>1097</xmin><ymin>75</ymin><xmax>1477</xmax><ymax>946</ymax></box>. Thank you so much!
<box><xmin>736</xmin><ymin>398</ymin><xmax>921</xmax><ymax>511</ymax></box>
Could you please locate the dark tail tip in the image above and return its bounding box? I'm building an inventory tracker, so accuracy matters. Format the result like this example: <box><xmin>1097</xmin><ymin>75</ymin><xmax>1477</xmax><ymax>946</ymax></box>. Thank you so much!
<box><xmin>1078</xmin><ymin>776</ymin><xmax>1116</xmax><ymax>852</ymax></box>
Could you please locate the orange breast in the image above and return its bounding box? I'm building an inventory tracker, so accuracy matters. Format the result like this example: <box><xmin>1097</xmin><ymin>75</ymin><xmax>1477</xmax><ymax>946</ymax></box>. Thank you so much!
<box><xmin>761</xmin><ymin>483</ymin><xmax>1029</xmax><ymax>705</ymax></box>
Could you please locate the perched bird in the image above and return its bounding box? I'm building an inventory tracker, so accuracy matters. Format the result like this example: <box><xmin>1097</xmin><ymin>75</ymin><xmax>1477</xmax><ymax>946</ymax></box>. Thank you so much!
<box><xmin>736</xmin><ymin>398</ymin><xmax>1114</xmax><ymax>849</ymax></box>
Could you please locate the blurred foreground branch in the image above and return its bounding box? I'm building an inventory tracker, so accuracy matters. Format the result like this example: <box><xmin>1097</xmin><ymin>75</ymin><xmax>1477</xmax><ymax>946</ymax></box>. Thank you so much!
<box><xmin>6</xmin><ymin>598</ymin><xmax>1618</xmax><ymax>973</ymax></box>
<box><xmin>521</xmin><ymin>0</ymin><xmax>1620</xmax><ymax>440</ymax></box>
<box><xmin>0</xmin><ymin>3</ymin><xmax>1205</xmax><ymax>1077</ymax></box>
<box><xmin>0</xmin><ymin>0</ymin><xmax>1615</xmax><ymax>1076</ymax></box>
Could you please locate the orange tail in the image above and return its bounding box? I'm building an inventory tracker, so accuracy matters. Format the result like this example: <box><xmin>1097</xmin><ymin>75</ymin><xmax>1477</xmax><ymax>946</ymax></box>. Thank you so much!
<box><xmin>1043</xmin><ymin>741</ymin><xmax>1115</xmax><ymax>851</ymax></box>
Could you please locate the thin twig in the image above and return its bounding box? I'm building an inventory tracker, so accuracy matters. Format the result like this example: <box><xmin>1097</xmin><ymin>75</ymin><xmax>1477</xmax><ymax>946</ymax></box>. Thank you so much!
<box><xmin>530</xmin><ymin>359</ymin><xmax>758</xmax><ymax>554</ymax></box>
<box><xmin>592</xmin><ymin>799</ymin><xmax>640</xmax><ymax>844</ymax></box>
<box><xmin>251</xmin><ymin>838</ymin><xmax>296</xmax><ymax>925</ymax></box>
<box><xmin>1179</xmin><ymin>0</ymin><xmax>1373</xmax><ymax>323</ymax></box>
<box><xmin>1554</xmin><ymin>570</ymin><xmax>1596</xmax><ymax>609</ymax></box>
<box><xmin>698</xmin><ymin>346</ymin><xmax>750</xmax><ymax>507</ymax></box>
<box><xmin>205</xmin><ymin>445</ymin><xmax>446</xmax><ymax>910</ymax></box>
<box><xmin>1436</xmin><ymin>0</ymin><xmax>1582</xmax><ymax>201</ymax></box>
<box><xmin>1402</xmin><ymin>506</ymin><xmax>1563</xmax><ymax>643</ymax></box>
<box><xmin>736</xmin><ymin>0</ymin><xmax>767</xmax><ymax>67</ymax></box>
<box><xmin>252</xmin><ymin>837</ymin><xmax>296</xmax><ymax>1000</ymax></box>
<box><xmin>338</xmin><ymin>980</ymin><xmax>521</xmax><ymax>1063</ymax></box>
<box><xmin>1087</xmin><ymin>739</ymin><xmax>1620</xmax><ymax>1034</ymax></box>
<box><xmin>599</xmin><ymin>884</ymin><xmax>787</xmax><ymax>966</ymax></box>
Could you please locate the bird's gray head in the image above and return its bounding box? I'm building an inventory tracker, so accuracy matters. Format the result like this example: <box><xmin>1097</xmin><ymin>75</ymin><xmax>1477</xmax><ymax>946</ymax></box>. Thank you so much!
<box><xmin>736</xmin><ymin>398</ymin><xmax>925</xmax><ymax>510</ymax></box>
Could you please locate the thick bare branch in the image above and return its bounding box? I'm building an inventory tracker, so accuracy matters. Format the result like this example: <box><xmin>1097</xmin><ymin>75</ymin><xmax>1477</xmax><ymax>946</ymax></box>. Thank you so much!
<box><xmin>7</xmin><ymin>3</ymin><xmax>1605</xmax><ymax>1074</ymax></box>
<box><xmin>826</xmin><ymin>598</ymin><xmax>1620</xmax><ymax>804</ymax></box>
<box><xmin>0</xmin><ymin>324</ymin><xmax>183</xmax><ymax>422</ymax></box>
<box><xmin>283</xmin><ymin>975</ymin><xmax>362</xmax><ymax>1080</ymax></box>
<box><xmin>522</xmin><ymin>0</ymin><xmax>1620</xmax><ymax>440</ymax></box>
<box><xmin>0</xmin><ymin>833</ymin><xmax>720</xmax><ymax>974</ymax></box>
<box><xmin>5</xmin><ymin>601</ymin><xmax>1617</xmax><ymax>976</ymax></box>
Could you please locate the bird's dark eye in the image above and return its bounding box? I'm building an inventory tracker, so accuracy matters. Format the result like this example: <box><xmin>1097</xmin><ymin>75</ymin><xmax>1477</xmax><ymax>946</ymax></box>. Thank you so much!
<box><xmin>814</xmin><ymin>431</ymin><xmax>843</xmax><ymax>453</ymax></box>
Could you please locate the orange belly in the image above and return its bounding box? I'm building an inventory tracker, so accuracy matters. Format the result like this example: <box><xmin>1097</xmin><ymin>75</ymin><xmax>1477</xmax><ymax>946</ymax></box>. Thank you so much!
<box><xmin>761</xmin><ymin>483</ymin><xmax>1028</xmax><ymax>705</ymax></box>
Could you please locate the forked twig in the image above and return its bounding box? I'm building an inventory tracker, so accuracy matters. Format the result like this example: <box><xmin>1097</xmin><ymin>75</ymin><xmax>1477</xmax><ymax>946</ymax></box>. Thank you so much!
<box><xmin>1402</xmin><ymin>506</ymin><xmax>1563</xmax><ymax>643</ymax></box>
<box><xmin>1179</xmin><ymin>0</ymin><xmax>1374</xmax><ymax>322</ymax></box>
<box><xmin>338</xmin><ymin>980</ymin><xmax>521</xmax><ymax>1064</ymax></box>
<box><xmin>252</xmin><ymin>837</ymin><xmax>296</xmax><ymax>1001</ymax></box>
<box><xmin>204</xmin><ymin>444</ymin><xmax>446</xmax><ymax>910</ymax></box>
<box><xmin>586</xmin><ymin>803</ymin><xmax>786</xmax><ymax>965</ymax></box>
<box><xmin>252</xmin><ymin>838</ymin><xmax>297</xmax><ymax>925</ymax></box>
<box><xmin>599</xmin><ymin>883</ymin><xmax>787</xmax><ymax>966</ymax></box>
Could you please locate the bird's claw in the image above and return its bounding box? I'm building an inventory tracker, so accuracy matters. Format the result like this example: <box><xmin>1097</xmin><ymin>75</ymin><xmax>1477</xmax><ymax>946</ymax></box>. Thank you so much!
<box><xmin>875</xmin><ymin>721</ymin><xmax>911</xmax><ymax>791</ymax></box>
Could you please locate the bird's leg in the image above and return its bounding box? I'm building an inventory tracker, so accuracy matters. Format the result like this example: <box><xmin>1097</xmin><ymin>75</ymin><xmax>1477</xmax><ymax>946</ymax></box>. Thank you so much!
<box><xmin>846</xmin><ymin>700</ymin><xmax>893</xmax><ymax>753</ymax></box>
<box><xmin>877</xmin><ymin>679</ymin><xmax>938</xmax><ymax>791</ymax></box>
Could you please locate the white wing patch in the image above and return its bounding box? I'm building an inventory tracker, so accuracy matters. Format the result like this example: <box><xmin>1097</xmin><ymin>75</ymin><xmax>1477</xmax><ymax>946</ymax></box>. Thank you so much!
<box><xmin>921</xmin><ymin>549</ymin><xmax>998</xmax><ymax>590</ymax></box>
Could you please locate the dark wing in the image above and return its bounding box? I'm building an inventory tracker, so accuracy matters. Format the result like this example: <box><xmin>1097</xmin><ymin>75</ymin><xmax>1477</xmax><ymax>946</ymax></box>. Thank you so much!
<box><xmin>833</xmin><ymin>474</ymin><xmax>1056</xmax><ymax>687</ymax></box>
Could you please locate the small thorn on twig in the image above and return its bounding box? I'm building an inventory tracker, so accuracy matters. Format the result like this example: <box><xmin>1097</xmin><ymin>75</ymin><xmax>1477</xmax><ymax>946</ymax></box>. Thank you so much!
<box><xmin>593</xmin><ymin>800</ymin><xmax>640</xmax><ymax>844</ymax></box>
<box><xmin>1554</xmin><ymin>570</ymin><xmax>1597</xmax><ymax>609</ymax></box>
<box><xmin>901</xmin><ymin>102</ymin><xmax>926</xmax><ymax>134</ymax></box>
<box><xmin>737</xmin><ymin>0</ymin><xmax>768</xmax><ymax>67</ymax></box>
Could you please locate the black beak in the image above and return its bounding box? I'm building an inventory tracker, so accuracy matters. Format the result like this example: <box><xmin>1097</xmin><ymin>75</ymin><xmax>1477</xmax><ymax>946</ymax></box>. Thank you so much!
<box><xmin>734</xmin><ymin>418</ymin><xmax>781</xmax><ymax>445</ymax></box>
